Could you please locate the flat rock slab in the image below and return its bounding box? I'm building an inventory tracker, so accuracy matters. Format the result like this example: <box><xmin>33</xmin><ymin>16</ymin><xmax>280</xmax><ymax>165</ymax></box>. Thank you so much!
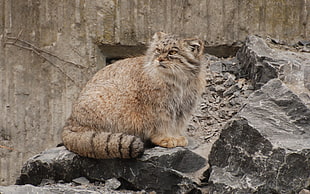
<box><xmin>0</xmin><ymin>183</ymin><xmax>140</xmax><ymax>194</ymax></box>
<box><xmin>15</xmin><ymin>146</ymin><xmax>206</xmax><ymax>193</ymax></box>
<box><xmin>207</xmin><ymin>79</ymin><xmax>310</xmax><ymax>193</ymax></box>
<box><xmin>0</xmin><ymin>184</ymin><xmax>101</xmax><ymax>194</ymax></box>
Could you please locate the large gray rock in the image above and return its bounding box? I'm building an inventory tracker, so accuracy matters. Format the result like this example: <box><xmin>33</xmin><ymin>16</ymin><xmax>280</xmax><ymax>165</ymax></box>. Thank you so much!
<box><xmin>15</xmin><ymin>146</ymin><xmax>206</xmax><ymax>194</ymax></box>
<box><xmin>206</xmin><ymin>36</ymin><xmax>310</xmax><ymax>193</ymax></box>
<box><xmin>237</xmin><ymin>35</ymin><xmax>310</xmax><ymax>102</ymax></box>
<box><xmin>207</xmin><ymin>79</ymin><xmax>310</xmax><ymax>193</ymax></box>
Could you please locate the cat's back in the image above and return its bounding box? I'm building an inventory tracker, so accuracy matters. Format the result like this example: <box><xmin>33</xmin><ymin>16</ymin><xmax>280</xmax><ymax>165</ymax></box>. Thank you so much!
<box><xmin>72</xmin><ymin>56</ymin><xmax>161</xmax><ymax>130</ymax></box>
<box><xmin>86</xmin><ymin>56</ymin><xmax>146</xmax><ymax>90</ymax></box>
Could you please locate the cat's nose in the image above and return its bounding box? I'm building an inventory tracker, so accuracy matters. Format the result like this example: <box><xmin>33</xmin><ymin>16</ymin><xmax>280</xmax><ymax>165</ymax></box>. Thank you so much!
<box><xmin>158</xmin><ymin>56</ymin><xmax>166</xmax><ymax>62</ymax></box>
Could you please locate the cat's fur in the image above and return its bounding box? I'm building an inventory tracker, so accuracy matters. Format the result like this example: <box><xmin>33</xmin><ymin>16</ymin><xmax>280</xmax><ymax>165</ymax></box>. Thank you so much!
<box><xmin>62</xmin><ymin>32</ymin><xmax>205</xmax><ymax>159</ymax></box>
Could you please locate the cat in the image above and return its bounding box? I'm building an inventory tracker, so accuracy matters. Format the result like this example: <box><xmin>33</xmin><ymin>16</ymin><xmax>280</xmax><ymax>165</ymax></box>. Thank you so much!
<box><xmin>62</xmin><ymin>32</ymin><xmax>205</xmax><ymax>159</ymax></box>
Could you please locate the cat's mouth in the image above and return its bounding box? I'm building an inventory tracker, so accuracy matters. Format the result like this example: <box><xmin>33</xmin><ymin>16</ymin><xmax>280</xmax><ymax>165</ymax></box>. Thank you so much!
<box><xmin>159</xmin><ymin>64</ymin><xmax>167</xmax><ymax>68</ymax></box>
<box><xmin>158</xmin><ymin>62</ymin><xmax>167</xmax><ymax>69</ymax></box>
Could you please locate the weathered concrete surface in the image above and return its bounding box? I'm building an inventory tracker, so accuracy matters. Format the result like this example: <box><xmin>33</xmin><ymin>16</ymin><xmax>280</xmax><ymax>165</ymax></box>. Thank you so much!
<box><xmin>98</xmin><ymin>0</ymin><xmax>310</xmax><ymax>47</ymax></box>
<box><xmin>0</xmin><ymin>0</ymin><xmax>108</xmax><ymax>185</ymax></box>
<box><xmin>0</xmin><ymin>0</ymin><xmax>309</xmax><ymax>186</ymax></box>
<box><xmin>14</xmin><ymin>146</ymin><xmax>206</xmax><ymax>193</ymax></box>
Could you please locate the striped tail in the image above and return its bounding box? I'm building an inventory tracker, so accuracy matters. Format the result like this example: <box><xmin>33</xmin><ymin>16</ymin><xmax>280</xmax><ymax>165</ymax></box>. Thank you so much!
<box><xmin>62</xmin><ymin>120</ymin><xmax>144</xmax><ymax>159</ymax></box>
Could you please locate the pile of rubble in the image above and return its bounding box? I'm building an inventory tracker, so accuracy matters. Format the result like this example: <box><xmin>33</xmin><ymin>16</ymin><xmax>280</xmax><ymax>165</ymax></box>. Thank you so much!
<box><xmin>188</xmin><ymin>55</ymin><xmax>254</xmax><ymax>145</ymax></box>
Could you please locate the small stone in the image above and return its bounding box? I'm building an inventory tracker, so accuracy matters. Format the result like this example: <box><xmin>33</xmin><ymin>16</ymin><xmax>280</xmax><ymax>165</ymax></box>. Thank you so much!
<box><xmin>206</xmin><ymin>54</ymin><xmax>219</xmax><ymax>61</ymax></box>
<box><xmin>299</xmin><ymin>189</ymin><xmax>310</xmax><ymax>194</ymax></box>
<box><xmin>215</xmin><ymin>85</ymin><xmax>226</xmax><ymax>93</ymax></box>
<box><xmin>210</xmin><ymin>107</ymin><xmax>218</xmax><ymax>111</ymax></box>
<box><xmin>105</xmin><ymin>178</ymin><xmax>121</xmax><ymax>190</ymax></box>
<box><xmin>72</xmin><ymin>177</ymin><xmax>90</xmax><ymax>185</ymax></box>
<box><xmin>223</xmin><ymin>76</ymin><xmax>236</xmax><ymax>87</ymax></box>
<box><xmin>298</xmin><ymin>40</ymin><xmax>310</xmax><ymax>46</ymax></box>
<box><xmin>229</xmin><ymin>98</ymin><xmax>238</xmax><ymax>106</ymax></box>
<box><xmin>223</xmin><ymin>85</ymin><xmax>239</xmax><ymax>96</ymax></box>
<box><xmin>40</xmin><ymin>179</ymin><xmax>55</xmax><ymax>186</ymax></box>
<box><xmin>233</xmin><ymin>90</ymin><xmax>241</xmax><ymax>97</ymax></box>
<box><xmin>301</xmin><ymin>47</ymin><xmax>310</xmax><ymax>52</ymax></box>
<box><xmin>271</xmin><ymin>38</ymin><xmax>281</xmax><ymax>44</ymax></box>
<box><xmin>222</xmin><ymin>60</ymin><xmax>238</xmax><ymax>73</ymax></box>
<box><xmin>209</xmin><ymin>61</ymin><xmax>223</xmax><ymax>73</ymax></box>
<box><xmin>218</xmin><ymin>110</ymin><xmax>227</xmax><ymax>119</ymax></box>
<box><xmin>223</xmin><ymin>72</ymin><xmax>235</xmax><ymax>80</ymax></box>
<box><xmin>206</xmin><ymin>120</ymin><xmax>215</xmax><ymax>126</ymax></box>
<box><xmin>209</xmin><ymin>86</ymin><xmax>216</xmax><ymax>92</ymax></box>
<box><xmin>214</xmin><ymin>77</ymin><xmax>224</xmax><ymax>84</ymax></box>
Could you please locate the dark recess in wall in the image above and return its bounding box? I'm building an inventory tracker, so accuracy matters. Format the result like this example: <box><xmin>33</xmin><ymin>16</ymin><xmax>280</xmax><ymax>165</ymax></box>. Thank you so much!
<box><xmin>98</xmin><ymin>42</ymin><xmax>243</xmax><ymax>64</ymax></box>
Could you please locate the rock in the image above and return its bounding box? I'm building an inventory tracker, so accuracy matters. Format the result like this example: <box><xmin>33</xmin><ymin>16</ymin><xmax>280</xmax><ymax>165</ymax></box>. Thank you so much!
<box><xmin>105</xmin><ymin>178</ymin><xmax>121</xmax><ymax>190</ymax></box>
<box><xmin>72</xmin><ymin>177</ymin><xmax>90</xmax><ymax>185</ymax></box>
<box><xmin>223</xmin><ymin>85</ymin><xmax>239</xmax><ymax>97</ymax></box>
<box><xmin>221</xmin><ymin>58</ymin><xmax>240</xmax><ymax>74</ymax></box>
<box><xmin>0</xmin><ymin>183</ymin><xmax>138</xmax><ymax>194</ymax></box>
<box><xmin>209</xmin><ymin>61</ymin><xmax>223</xmax><ymax>73</ymax></box>
<box><xmin>15</xmin><ymin>146</ymin><xmax>206</xmax><ymax>193</ymax></box>
<box><xmin>214</xmin><ymin>85</ymin><xmax>226</xmax><ymax>94</ymax></box>
<box><xmin>236</xmin><ymin>35</ymin><xmax>280</xmax><ymax>89</ymax></box>
<box><xmin>207</xmin><ymin>79</ymin><xmax>310</xmax><ymax>193</ymax></box>
<box><xmin>300</xmin><ymin>189</ymin><xmax>310</xmax><ymax>194</ymax></box>
<box><xmin>223</xmin><ymin>73</ymin><xmax>236</xmax><ymax>87</ymax></box>
<box><xmin>236</xmin><ymin>35</ymin><xmax>310</xmax><ymax>98</ymax></box>
<box><xmin>208</xmin><ymin>58</ymin><xmax>240</xmax><ymax>74</ymax></box>
<box><xmin>298</xmin><ymin>40</ymin><xmax>310</xmax><ymax>46</ymax></box>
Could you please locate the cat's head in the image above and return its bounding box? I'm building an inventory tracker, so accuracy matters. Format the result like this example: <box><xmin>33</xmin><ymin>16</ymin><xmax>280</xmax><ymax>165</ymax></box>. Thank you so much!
<box><xmin>145</xmin><ymin>32</ymin><xmax>204</xmax><ymax>82</ymax></box>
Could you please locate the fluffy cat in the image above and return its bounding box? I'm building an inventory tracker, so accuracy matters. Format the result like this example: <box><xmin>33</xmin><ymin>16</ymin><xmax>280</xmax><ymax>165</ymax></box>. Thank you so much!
<box><xmin>62</xmin><ymin>32</ymin><xmax>205</xmax><ymax>159</ymax></box>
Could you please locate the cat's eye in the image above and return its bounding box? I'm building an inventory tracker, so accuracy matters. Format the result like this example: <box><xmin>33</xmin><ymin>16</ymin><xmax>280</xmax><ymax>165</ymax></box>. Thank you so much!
<box><xmin>168</xmin><ymin>50</ymin><xmax>178</xmax><ymax>55</ymax></box>
<box><xmin>189</xmin><ymin>43</ymin><xmax>200</xmax><ymax>52</ymax></box>
<box><xmin>155</xmin><ymin>48</ymin><xmax>161</xmax><ymax>54</ymax></box>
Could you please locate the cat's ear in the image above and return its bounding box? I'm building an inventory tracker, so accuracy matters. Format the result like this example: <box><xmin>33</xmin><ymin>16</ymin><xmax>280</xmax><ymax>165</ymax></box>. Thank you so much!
<box><xmin>152</xmin><ymin>32</ymin><xmax>167</xmax><ymax>41</ymax></box>
<box><xmin>183</xmin><ymin>38</ymin><xmax>204</xmax><ymax>57</ymax></box>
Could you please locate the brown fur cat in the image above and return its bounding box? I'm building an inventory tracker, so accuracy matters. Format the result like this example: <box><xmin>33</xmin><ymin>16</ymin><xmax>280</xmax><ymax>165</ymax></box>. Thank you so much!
<box><xmin>62</xmin><ymin>32</ymin><xmax>205</xmax><ymax>159</ymax></box>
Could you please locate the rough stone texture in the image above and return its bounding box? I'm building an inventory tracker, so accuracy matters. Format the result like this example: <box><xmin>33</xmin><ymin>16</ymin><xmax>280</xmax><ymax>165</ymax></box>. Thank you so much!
<box><xmin>0</xmin><ymin>183</ymin><xmax>146</xmax><ymax>194</ymax></box>
<box><xmin>208</xmin><ymin>39</ymin><xmax>310</xmax><ymax>193</ymax></box>
<box><xmin>237</xmin><ymin>36</ymin><xmax>310</xmax><ymax>107</ymax></box>
<box><xmin>188</xmin><ymin>55</ymin><xmax>254</xmax><ymax>146</ymax></box>
<box><xmin>14</xmin><ymin>146</ymin><xmax>206</xmax><ymax>194</ymax></box>
<box><xmin>208</xmin><ymin>118</ymin><xmax>310</xmax><ymax>193</ymax></box>
<box><xmin>1</xmin><ymin>0</ymin><xmax>310</xmax><ymax>186</ymax></box>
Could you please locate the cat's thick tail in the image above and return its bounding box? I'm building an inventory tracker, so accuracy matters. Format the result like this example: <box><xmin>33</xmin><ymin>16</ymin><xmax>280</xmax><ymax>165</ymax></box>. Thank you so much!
<box><xmin>62</xmin><ymin>119</ymin><xmax>144</xmax><ymax>159</ymax></box>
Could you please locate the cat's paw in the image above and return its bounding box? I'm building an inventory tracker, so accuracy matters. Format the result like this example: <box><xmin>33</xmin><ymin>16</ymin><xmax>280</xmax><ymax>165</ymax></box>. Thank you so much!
<box><xmin>152</xmin><ymin>136</ymin><xmax>188</xmax><ymax>148</ymax></box>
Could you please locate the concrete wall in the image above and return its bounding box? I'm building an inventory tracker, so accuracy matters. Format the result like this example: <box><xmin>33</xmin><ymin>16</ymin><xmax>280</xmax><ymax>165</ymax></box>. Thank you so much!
<box><xmin>0</xmin><ymin>0</ymin><xmax>309</xmax><ymax>185</ymax></box>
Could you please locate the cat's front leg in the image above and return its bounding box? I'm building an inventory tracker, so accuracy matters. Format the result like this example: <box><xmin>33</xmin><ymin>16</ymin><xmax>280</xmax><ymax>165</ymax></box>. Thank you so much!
<box><xmin>150</xmin><ymin>135</ymin><xmax>188</xmax><ymax>148</ymax></box>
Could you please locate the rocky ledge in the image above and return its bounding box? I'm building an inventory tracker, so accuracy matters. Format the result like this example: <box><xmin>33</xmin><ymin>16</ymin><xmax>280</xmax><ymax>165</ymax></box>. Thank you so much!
<box><xmin>0</xmin><ymin>35</ymin><xmax>309</xmax><ymax>194</ymax></box>
<box><xmin>11</xmin><ymin>146</ymin><xmax>206</xmax><ymax>193</ymax></box>
<box><xmin>207</xmin><ymin>36</ymin><xmax>310</xmax><ymax>194</ymax></box>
